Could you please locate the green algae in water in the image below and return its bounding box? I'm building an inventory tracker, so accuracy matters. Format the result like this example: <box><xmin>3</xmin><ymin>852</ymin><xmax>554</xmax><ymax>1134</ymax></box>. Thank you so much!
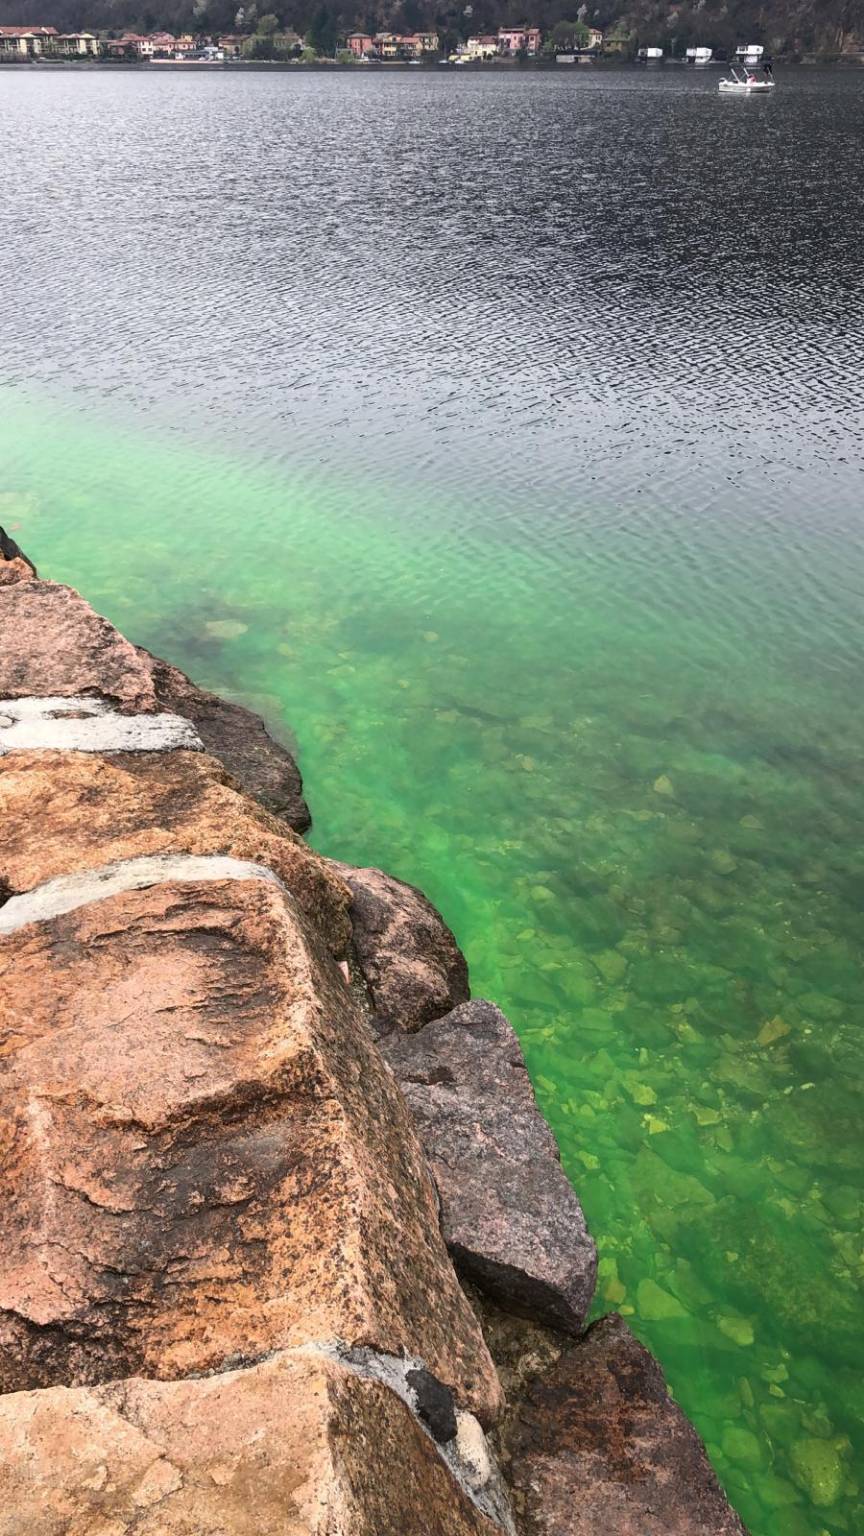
<box><xmin>3</xmin><ymin>390</ymin><xmax>864</xmax><ymax>1536</ymax></box>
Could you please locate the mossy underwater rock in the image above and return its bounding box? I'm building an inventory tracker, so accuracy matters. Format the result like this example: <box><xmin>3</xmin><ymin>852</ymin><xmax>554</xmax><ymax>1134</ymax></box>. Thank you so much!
<box><xmin>789</xmin><ymin>1436</ymin><xmax>844</xmax><ymax>1507</ymax></box>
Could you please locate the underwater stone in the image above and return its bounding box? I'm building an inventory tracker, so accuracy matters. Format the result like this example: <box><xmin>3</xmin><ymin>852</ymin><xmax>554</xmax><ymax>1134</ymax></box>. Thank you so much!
<box><xmin>789</xmin><ymin>1437</ymin><xmax>844</xmax><ymax>1507</ymax></box>
<box><xmin>636</xmin><ymin>1278</ymin><xmax>687</xmax><ymax>1321</ymax></box>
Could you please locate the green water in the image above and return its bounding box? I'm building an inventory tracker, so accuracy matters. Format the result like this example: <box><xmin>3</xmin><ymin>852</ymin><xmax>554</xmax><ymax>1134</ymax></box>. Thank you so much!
<box><xmin>4</xmin><ymin>391</ymin><xmax>863</xmax><ymax>1534</ymax></box>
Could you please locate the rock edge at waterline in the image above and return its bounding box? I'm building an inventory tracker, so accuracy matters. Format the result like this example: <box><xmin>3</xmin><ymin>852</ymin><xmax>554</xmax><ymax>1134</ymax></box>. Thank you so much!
<box><xmin>0</xmin><ymin>529</ymin><xmax>748</xmax><ymax>1536</ymax></box>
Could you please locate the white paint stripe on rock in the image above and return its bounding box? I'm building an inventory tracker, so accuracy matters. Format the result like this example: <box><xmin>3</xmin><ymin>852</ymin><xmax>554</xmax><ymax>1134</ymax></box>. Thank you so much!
<box><xmin>0</xmin><ymin>696</ymin><xmax>202</xmax><ymax>755</ymax></box>
<box><xmin>0</xmin><ymin>854</ymin><xmax>286</xmax><ymax>936</ymax></box>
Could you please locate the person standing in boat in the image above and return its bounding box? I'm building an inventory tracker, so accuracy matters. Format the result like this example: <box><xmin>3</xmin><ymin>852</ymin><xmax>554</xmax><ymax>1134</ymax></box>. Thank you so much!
<box><xmin>763</xmin><ymin>56</ymin><xmax>774</xmax><ymax>77</ymax></box>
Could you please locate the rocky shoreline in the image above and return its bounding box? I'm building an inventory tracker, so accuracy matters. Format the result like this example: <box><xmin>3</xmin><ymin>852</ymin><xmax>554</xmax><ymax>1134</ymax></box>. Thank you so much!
<box><xmin>0</xmin><ymin>528</ymin><xmax>747</xmax><ymax>1533</ymax></box>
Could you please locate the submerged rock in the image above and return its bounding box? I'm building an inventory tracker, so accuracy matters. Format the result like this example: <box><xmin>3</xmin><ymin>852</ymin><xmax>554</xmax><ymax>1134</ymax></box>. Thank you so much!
<box><xmin>383</xmin><ymin>1000</ymin><xmax>596</xmax><ymax>1333</ymax></box>
<box><xmin>505</xmin><ymin>1312</ymin><xmax>748</xmax><ymax>1535</ymax></box>
<box><xmin>331</xmin><ymin>860</ymin><xmax>470</xmax><ymax>1033</ymax></box>
<box><xmin>789</xmin><ymin>1436</ymin><xmax>844</xmax><ymax>1507</ymax></box>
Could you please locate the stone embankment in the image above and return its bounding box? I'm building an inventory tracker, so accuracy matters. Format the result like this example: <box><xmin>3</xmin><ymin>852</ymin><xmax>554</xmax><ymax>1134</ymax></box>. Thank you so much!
<box><xmin>0</xmin><ymin>529</ymin><xmax>747</xmax><ymax>1534</ymax></box>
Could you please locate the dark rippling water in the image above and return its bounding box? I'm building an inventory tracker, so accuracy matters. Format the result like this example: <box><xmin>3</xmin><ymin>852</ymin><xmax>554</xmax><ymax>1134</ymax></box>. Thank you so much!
<box><xmin>2</xmin><ymin>65</ymin><xmax>864</xmax><ymax>1536</ymax></box>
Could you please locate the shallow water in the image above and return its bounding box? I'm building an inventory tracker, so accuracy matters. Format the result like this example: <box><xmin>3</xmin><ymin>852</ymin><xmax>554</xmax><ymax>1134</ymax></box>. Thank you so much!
<box><xmin>2</xmin><ymin>64</ymin><xmax>864</xmax><ymax>1533</ymax></box>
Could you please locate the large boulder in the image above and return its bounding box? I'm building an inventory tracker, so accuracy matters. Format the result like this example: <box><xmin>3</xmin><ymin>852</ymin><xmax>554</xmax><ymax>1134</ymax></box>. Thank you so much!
<box><xmin>0</xmin><ymin>872</ymin><xmax>500</xmax><ymax>1424</ymax></box>
<box><xmin>0</xmin><ymin>1347</ymin><xmax>509</xmax><ymax>1536</ymax></box>
<box><xmin>505</xmin><ymin>1313</ymin><xmax>748</xmax><ymax>1536</ymax></box>
<box><xmin>383</xmin><ymin>1001</ymin><xmax>596</xmax><ymax>1333</ymax></box>
<box><xmin>0</xmin><ymin>748</ymin><xmax>349</xmax><ymax>953</ymax></box>
<box><xmin>331</xmin><ymin>861</ymin><xmax>469</xmax><ymax>1034</ymax></box>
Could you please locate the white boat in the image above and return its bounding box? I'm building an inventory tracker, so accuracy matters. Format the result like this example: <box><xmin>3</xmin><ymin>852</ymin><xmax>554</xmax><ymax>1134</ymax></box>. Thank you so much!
<box><xmin>719</xmin><ymin>67</ymin><xmax>774</xmax><ymax>93</ymax></box>
<box><xmin>686</xmin><ymin>45</ymin><xmax>713</xmax><ymax>64</ymax></box>
<box><xmin>736</xmin><ymin>43</ymin><xmax>764</xmax><ymax>65</ymax></box>
<box><xmin>637</xmin><ymin>46</ymin><xmax>663</xmax><ymax>60</ymax></box>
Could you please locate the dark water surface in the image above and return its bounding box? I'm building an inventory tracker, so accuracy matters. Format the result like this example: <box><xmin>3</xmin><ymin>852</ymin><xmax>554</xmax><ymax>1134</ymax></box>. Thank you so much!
<box><xmin>2</xmin><ymin>65</ymin><xmax>864</xmax><ymax>1533</ymax></box>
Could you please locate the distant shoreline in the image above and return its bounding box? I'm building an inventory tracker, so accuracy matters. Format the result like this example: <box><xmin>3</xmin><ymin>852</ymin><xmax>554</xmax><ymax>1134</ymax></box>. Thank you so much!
<box><xmin>2</xmin><ymin>54</ymin><xmax>862</xmax><ymax>70</ymax></box>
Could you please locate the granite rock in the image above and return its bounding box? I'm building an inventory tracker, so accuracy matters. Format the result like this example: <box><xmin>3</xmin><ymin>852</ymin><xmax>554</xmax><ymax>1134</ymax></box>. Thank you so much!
<box><xmin>0</xmin><ymin>1348</ymin><xmax>505</xmax><ymax>1536</ymax></box>
<box><xmin>331</xmin><ymin>860</ymin><xmax>469</xmax><ymax>1033</ymax></box>
<box><xmin>0</xmin><ymin>874</ymin><xmax>500</xmax><ymax>1423</ymax></box>
<box><xmin>0</xmin><ymin>579</ymin><xmax>159</xmax><ymax>710</ymax></box>
<box><xmin>383</xmin><ymin>1000</ymin><xmax>596</xmax><ymax>1333</ymax></box>
<box><xmin>0</xmin><ymin>557</ymin><xmax>35</xmax><ymax>587</ymax></box>
<box><xmin>0</xmin><ymin>748</ymin><xmax>349</xmax><ymax>953</ymax></box>
<box><xmin>505</xmin><ymin>1313</ymin><xmax>749</xmax><ymax>1536</ymax></box>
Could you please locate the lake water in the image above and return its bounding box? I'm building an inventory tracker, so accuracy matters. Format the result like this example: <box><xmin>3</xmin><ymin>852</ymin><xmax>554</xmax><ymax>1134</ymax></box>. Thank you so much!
<box><xmin>2</xmin><ymin>64</ymin><xmax>863</xmax><ymax>1533</ymax></box>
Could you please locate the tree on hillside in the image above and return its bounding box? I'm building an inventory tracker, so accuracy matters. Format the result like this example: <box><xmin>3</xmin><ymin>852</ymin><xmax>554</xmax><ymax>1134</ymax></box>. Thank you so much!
<box><xmin>548</xmin><ymin>16</ymin><xmax>588</xmax><ymax>46</ymax></box>
<box><xmin>307</xmin><ymin>0</ymin><xmax>337</xmax><ymax>50</ymax></box>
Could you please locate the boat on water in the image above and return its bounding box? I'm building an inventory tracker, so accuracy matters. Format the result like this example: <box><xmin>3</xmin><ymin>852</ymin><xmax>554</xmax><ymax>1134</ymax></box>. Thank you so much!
<box><xmin>719</xmin><ymin>66</ymin><xmax>775</xmax><ymax>93</ymax></box>
<box><xmin>686</xmin><ymin>45</ymin><xmax>713</xmax><ymax>65</ymax></box>
<box><xmin>637</xmin><ymin>46</ymin><xmax>663</xmax><ymax>61</ymax></box>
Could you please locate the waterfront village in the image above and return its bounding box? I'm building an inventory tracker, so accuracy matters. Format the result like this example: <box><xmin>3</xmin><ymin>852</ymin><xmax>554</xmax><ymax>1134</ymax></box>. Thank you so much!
<box><xmin>0</xmin><ymin>23</ymin><xmax>779</xmax><ymax>64</ymax></box>
<box><xmin>0</xmin><ymin>22</ymin><xmax>603</xmax><ymax>60</ymax></box>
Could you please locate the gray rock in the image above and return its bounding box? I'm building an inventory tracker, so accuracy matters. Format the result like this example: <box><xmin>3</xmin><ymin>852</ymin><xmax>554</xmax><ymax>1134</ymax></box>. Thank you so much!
<box><xmin>330</xmin><ymin>862</ymin><xmax>469</xmax><ymax>1034</ymax></box>
<box><xmin>382</xmin><ymin>1000</ymin><xmax>596</xmax><ymax>1333</ymax></box>
<box><xmin>505</xmin><ymin>1313</ymin><xmax>748</xmax><ymax>1536</ymax></box>
<box><xmin>143</xmin><ymin>650</ymin><xmax>311</xmax><ymax>833</ymax></box>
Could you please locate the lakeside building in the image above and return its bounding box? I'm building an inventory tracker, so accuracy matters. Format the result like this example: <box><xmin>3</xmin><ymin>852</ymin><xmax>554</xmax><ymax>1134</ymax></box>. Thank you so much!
<box><xmin>354</xmin><ymin>30</ymin><xmax>439</xmax><ymax>57</ymax></box>
<box><xmin>463</xmin><ymin>35</ymin><xmax>499</xmax><ymax>58</ymax></box>
<box><xmin>0</xmin><ymin>25</ymin><xmax>58</xmax><ymax>55</ymax></box>
<box><xmin>0</xmin><ymin>25</ymin><xmax>100</xmax><ymax>55</ymax></box>
<box><xmin>498</xmin><ymin>27</ymin><xmax>542</xmax><ymax>55</ymax></box>
<box><xmin>114</xmin><ymin>33</ymin><xmax>154</xmax><ymax>55</ymax></box>
<box><xmin>51</xmin><ymin>31</ymin><xmax>100</xmax><ymax>53</ymax></box>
